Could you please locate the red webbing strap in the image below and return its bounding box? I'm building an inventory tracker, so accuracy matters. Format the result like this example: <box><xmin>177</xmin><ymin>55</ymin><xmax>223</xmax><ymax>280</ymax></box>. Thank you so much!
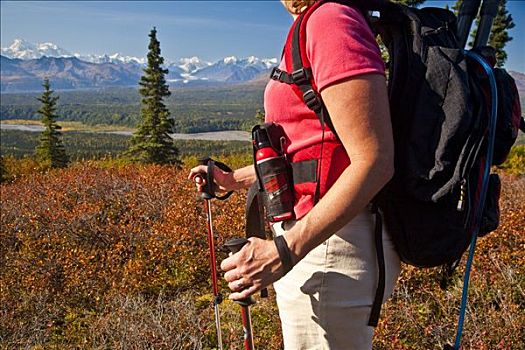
<box><xmin>285</xmin><ymin>1</ymin><xmax>324</xmax><ymax>83</ymax></box>
<box><xmin>282</xmin><ymin>1</ymin><xmax>325</xmax><ymax>101</ymax></box>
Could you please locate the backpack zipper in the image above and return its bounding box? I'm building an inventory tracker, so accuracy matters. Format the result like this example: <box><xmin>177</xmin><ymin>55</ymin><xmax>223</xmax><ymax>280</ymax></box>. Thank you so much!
<box><xmin>457</xmin><ymin>179</ymin><xmax>467</xmax><ymax>211</ymax></box>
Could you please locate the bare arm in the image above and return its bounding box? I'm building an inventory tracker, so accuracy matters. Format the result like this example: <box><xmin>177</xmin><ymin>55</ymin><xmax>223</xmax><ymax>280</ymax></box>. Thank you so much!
<box><xmin>286</xmin><ymin>73</ymin><xmax>393</xmax><ymax>261</ymax></box>
<box><xmin>221</xmin><ymin>73</ymin><xmax>393</xmax><ymax>299</ymax></box>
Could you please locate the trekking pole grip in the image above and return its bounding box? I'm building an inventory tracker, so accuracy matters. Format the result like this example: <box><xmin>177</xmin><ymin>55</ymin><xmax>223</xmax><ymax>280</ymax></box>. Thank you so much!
<box><xmin>197</xmin><ymin>157</ymin><xmax>214</xmax><ymax>199</ymax></box>
<box><xmin>197</xmin><ymin>157</ymin><xmax>233</xmax><ymax>201</ymax></box>
<box><xmin>457</xmin><ymin>0</ymin><xmax>482</xmax><ymax>48</ymax></box>
<box><xmin>225</xmin><ymin>237</ymin><xmax>269</xmax><ymax>298</ymax></box>
<box><xmin>473</xmin><ymin>0</ymin><xmax>501</xmax><ymax>48</ymax></box>
<box><xmin>224</xmin><ymin>238</ymin><xmax>257</xmax><ymax>306</ymax></box>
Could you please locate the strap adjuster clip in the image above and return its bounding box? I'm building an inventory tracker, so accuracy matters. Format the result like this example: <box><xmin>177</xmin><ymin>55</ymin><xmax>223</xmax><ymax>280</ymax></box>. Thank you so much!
<box><xmin>291</xmin><ymin>68</ymin><xmax>310</xmax><ymax>85</ymax></box>
<box><xmin>270</xmin><ymin>67</ymin><xmax>283</xmax><ymax>81</ymax></box>
<box><xmin>303</xmin><ymin>89</ymin><xmax>322</xmax><ymax>112</ymax></box>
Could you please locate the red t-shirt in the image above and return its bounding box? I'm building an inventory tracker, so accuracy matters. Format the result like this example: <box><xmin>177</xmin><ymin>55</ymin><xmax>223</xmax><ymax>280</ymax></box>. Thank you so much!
<box><xmin>264</xmin><ymin>3</ymin><xmax>385</xmax><ymax>218</ymax></box>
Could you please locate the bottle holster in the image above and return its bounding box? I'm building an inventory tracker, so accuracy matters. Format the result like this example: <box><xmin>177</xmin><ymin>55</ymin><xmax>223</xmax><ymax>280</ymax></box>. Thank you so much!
<box><xmin>252</xmin><ymin>123</ymin><xmax>295</xmax><ymax>223</ymax></box>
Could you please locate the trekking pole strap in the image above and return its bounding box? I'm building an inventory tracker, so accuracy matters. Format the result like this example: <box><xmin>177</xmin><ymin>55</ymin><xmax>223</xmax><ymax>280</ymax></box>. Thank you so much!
<box><xmin>274</xmin><ymin>235</ymin><xmax>294</xmax><ymax>275</ymax></box>
<box><xmin>198</xmin><ymin>157</ymin><xmax>233</xmax><ymax>201</ymax></box>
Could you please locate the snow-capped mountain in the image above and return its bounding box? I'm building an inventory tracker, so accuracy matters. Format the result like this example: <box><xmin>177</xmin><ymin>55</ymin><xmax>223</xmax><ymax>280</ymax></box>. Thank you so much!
<box><xmin>191</xmin><ymin>56</ymin><xmax>277</xmax><ymax>82</ymax></box>
<box><xmin>1</xmin><ymin>55</ymin><xmax>142</xmax><ymax>92</ymax></box>
<box><xmin>1</xmin><ymin>39</ymin><xmax>147</xmax><ymax>65</ymax></box>
<box><xmin>75</xmin><ymin>53</ymin><xmax>146</xmax><ymax>66</ymax></box>
<box><xmin>225</xmin><ymin>56</ymin><xmax>277</xmax><ymax>70</ymax></box>
<box><xmin>1</xmin><ymin>38</ymin><xmax>73</xmax><ymax>60</ymax></box>
<box><xmin>176</xmin><ymin>56</ymin><xmax>211</xmax><ymax>73</ymax></box>
<box><xmin>1</xmin><ymin>39</ymin><xmax>278</xmax><ymax>91</ymax></box>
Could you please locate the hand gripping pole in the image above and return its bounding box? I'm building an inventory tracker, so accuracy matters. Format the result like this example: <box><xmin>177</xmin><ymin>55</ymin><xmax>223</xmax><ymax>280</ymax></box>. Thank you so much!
<box><xmin>198</xmin><ymin>157</ymin><xmax>233</xmax><ymax>201</ymax></box>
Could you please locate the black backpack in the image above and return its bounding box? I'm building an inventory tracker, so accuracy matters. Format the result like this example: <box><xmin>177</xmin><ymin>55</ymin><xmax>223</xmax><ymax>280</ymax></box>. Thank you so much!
<box><xmin>267</xmin><ymin>0</ymin><xmax>524</xmax><ymax>340</ymax></box>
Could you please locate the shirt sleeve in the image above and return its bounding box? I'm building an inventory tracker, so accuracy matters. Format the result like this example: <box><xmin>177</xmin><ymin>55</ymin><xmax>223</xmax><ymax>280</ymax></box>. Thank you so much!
<box><xmin>305</xmin><ymin>3</ymin><xmax>385</xmax><ymax>92</ymax></box>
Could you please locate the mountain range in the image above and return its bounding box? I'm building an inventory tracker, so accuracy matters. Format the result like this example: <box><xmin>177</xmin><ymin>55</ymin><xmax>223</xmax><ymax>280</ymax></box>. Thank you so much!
<box><xmin>1</xmin><ymin>39</ymin><xmax>277</xmax><ymax>92</ymax></box>
<box><xmin>2</xmin><ymin>39</ymin><xmax>524</xmax><ymax>95</ymax></box>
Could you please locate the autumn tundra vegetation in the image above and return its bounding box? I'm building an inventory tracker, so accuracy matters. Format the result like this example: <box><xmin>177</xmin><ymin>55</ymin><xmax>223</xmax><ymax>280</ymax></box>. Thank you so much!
<box><xmin>0</xmin><ymin>155</ymin><xmax>524</xmax><ymax>349</ymax></box>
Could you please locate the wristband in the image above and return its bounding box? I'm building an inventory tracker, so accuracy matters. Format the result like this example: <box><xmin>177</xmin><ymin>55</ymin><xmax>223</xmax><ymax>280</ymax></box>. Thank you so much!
<box><xmin>274</xmin><ymin>235</ymin><xmax>294</xmax><ymax>275</ymax></box>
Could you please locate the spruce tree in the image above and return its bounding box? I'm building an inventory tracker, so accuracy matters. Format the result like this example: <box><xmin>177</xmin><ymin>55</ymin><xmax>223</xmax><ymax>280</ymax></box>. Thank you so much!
<box><xmin>453</xmin><ymin>0</ymin><xmax>514</xmax><ymax>67</ymax></box>
<box><xmin>487</xmin><ymin>0</ymin><xmax>514</xmax><ymax>67</ymax></box>
<box><xmin>126</xmin><ymin>27</ymin><xmax>180</xmax><ymax>165</ymax></box>
<box><xmin>35</xmin><ymin>79</ymin><xmax>69</xmax><ymax>168</ymax></box>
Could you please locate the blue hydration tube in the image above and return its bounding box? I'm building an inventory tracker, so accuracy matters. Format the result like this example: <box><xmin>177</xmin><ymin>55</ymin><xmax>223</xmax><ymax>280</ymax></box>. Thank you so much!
<box><xmin>453</xmin><ymin>50</ymin><xmax>499</xmax><ymax>350</ymax></box>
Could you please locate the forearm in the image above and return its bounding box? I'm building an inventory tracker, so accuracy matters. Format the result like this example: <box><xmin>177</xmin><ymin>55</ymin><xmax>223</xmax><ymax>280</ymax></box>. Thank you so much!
<box><xmin>228</xmin><ymin>164</ymin><xmax>257</xmax><ymax>191</ymax></box>
<box><xmin>285</xmin><ymin>154</ymin><xmax>393</xmax><ymax>263</ymax></box>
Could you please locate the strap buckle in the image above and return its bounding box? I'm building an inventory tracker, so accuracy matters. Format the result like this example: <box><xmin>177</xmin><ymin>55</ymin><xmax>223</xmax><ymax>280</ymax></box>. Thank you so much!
<box><xmin>303</xmin><ymin>89</ymin><xmax>323</xmax><ymax>112</ymax></box>
<box><xmin>270</xmin><ymin>67</ymin><xmax>283</xmax><ymax>81</ymax></box>
<box><xmin>291</xmin><ymin>68</ymin><xmax>311</xmax><ymax>85</ymax></box>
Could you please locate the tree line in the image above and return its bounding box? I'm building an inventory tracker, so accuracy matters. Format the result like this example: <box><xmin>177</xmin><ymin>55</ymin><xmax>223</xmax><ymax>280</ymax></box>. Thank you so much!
<box><xmin>0</xmin><ymin>86</ymin><xmax>264</xmax><ymax>132</ymax></box>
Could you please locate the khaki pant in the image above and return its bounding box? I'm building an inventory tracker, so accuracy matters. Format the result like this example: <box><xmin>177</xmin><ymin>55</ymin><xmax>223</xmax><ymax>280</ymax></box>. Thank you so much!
<box><xmin>272</xmin><ymin>209</ymin><xmax>401</xmax><ymax>350</ymax></box>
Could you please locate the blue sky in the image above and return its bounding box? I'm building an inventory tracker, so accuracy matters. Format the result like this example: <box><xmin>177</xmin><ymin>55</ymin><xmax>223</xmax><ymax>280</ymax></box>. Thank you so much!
<box><xmin>1</xmin><ymin>1</ymin><xmax>523</xmax><ymax>72</ymax></box>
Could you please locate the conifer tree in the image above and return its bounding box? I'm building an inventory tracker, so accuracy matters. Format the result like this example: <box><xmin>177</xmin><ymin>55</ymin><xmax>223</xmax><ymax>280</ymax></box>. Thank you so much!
<box><xmin>126</xmin><ymin>27</ymin><xmax>180</xmax><ymax>165</ymax></box>
<box><xmin>487</xmin><ymin>0</ymin><xmax>514</xmax><ymax>67</ymax></box>
<box><xmin>35</xmin><ymin>79</ymin><xmax>69</xmax><ymax>168</ymax></box>
<box><xmin>453</xmin><ymin>0</ymin><xmax>514</xmax><ymax>67</ymax></box>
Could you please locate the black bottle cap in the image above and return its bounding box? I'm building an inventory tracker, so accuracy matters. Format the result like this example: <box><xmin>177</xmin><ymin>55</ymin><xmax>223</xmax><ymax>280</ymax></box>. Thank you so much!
<box><xmin>254</xmin><ymin>128</ymin><xmax>271</xmax><ymax>150</ymax></box>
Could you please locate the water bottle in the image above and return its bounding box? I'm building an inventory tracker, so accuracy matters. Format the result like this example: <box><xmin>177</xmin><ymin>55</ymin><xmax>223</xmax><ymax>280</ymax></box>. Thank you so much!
<box><xmin>253</xmin><ymin>126</ymin><xmax>295</xmax><ymax>222</ymax></box>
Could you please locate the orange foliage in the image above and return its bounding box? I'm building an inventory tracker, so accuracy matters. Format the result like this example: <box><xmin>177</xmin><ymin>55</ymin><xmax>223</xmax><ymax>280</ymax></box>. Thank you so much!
<box><xmin>0</xmin><ymin>164</ymin><xmax>523</xmax><ymax>349</ymax></box>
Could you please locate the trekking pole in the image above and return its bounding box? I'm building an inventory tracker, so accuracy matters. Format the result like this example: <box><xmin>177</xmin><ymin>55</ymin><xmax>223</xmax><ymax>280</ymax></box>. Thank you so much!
<box><xmin>224</xmin><ymin>237</ymin><xmax>256</xmax><ymax>350</ymax></box>
<box><xmin>473</xmin><ymin>0</ymin><xmax>500</xmax><ymax>49</ymax></box>
<box><xmin>196</xmin><ymin>174</ymin><xmax>224</xmax><ymax>350</ymax></box>
<box><xmin>456</xmin><ymin>0</ymin><xmax>482</xmax><ymax>48</ymax></box>
<box><xmin>195</xmin><ymin>157</ymin><xmax>233</xmax><ymax>350</ymax></box>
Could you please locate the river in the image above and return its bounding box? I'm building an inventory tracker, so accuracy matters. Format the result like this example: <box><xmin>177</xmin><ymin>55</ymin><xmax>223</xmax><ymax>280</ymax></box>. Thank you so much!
<box><xmin>0</xmin><ymin>123</ymin><xmax>251</xmax><ymax>142</ymax></box>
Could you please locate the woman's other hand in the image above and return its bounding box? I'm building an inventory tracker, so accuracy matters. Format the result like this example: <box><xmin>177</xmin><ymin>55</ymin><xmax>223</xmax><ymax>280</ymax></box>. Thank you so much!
<box><xmin>188</xmin><ymin>164</ymin><xmax>235</xmax><ymax>194</ymax></box>
<box><xmin>188</xmin><ymin>164</ymin><xmax>258</xmax><ymax>193</ymax></box>
<box><xmin>221</xmin><ymin>237</ymin><xmax>283</xmax><ymax>300</ymax></box>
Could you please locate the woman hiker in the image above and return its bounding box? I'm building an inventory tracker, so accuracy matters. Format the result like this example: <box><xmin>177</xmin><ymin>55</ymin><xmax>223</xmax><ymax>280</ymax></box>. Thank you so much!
<box><xmin>188</xmin><ymin>1</ymin><xmax>400</xmax><ymax>348</ymax></box>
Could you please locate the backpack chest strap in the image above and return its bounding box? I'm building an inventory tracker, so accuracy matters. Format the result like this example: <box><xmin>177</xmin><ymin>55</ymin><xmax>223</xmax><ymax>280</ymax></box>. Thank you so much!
<box><xmin>270</xmin><ymin>67</ymin><xmax>324</xmax><ymax>114</ymax></box>
<box><xmin>270</xmin><ymin>66</ymin><xmax>312</xmax><ymax>85</ymax></box>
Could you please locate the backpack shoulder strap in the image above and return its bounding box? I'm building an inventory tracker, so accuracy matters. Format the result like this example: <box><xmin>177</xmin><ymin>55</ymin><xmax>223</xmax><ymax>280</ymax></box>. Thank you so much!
<box><xmin>270</xmin><ymin>0</ymin><xmax>335</xmax><ymax>133</ymax></box>
<box><xmin>271</xmin><ymin>0</ymin><xmax>384</xmax><ymax>134</ymax></box>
